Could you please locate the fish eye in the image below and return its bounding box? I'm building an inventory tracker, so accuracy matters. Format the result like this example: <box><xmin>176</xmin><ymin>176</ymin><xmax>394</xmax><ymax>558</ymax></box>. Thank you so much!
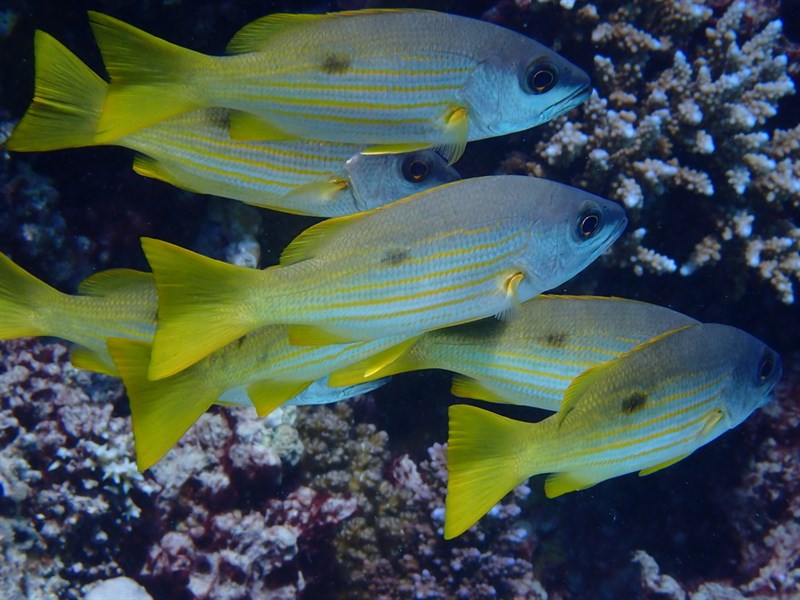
<box><xmin>757</xmin><ymin>351</ymin><xmax>776</xmax><ymax>383</ymax></box>
<box><xmin>402</xmin><ymin>155</ymin><xmax>431</xmax><ymax>183</ymax></box>
<box><xmin>524</xmin><ymin>61</ymin><xmax>559</xmax><ymax>95</ymax></box>
<box><xmin>576</xmin><ymin>208</ymin><xmax>602</xmax><ymax>239</ymax></box>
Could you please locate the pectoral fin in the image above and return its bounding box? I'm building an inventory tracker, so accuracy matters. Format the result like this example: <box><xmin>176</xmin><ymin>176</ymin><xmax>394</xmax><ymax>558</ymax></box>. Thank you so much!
<box><xmin>228</xmin><ymin>111</ymin><xmax>297</xmax><ymax>141</ymax></box>
<box><xmin>638</xmin><ymin>454</ymin><xmax>691</xmax><ymax>477</ymax></box>
<box><xmin>247</xmin><ymin>379</ymin><xmax>312</xmax><ymax>417</ymax></box>
<box><xmin>450</xmin><ymin>375</ymin><xmax>508</xmax><ymax>404</ymax></box>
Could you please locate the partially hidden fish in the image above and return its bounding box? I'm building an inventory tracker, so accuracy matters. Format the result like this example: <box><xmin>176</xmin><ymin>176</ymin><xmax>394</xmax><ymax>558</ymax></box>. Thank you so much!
<box><xmin>109</xmin><ymin>327</ymin><xmax>412</xmax><ymax>470</ymax></box>
<box><xmin>143</xmin><ymin>175</ymin><xmax>627</xmax><ymax>379</ymax></box>
<box><xmin>329</xmin><ymin>295</ymin><xmax>699</xmax><ymax>411</ymax></box>
<box><xmin>0</xmin><ymin>251</ymin><xmax>156</xmax><ymax>376</ymax></box>
<box><xmin>5</xmin><ymin>31</ymin><xmax>459</xmax><ymax>217</ymax></box>
<box><xmin>87</xmin><ymin>9</ymin><xmax>592</xmax><ymax>162</ymax></box>
<box><xmin>444</xmin><ymin>323</ymin><xmax>782</xmax><ymax>539</ymax></box>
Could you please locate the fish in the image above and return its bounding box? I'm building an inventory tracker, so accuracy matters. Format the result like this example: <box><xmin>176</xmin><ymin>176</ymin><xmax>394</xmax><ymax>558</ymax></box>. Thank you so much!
<box><xmin>142</xmin><ymin>175</ymin><xmax>627</xmax><ymax>379</ymax></box>
<box><xmin>87</xmin><ymin>10</ymin><xmax>592</xmax><ymax>162</ymax></box>
<box><xmin>444</xmin><ymin>323</ymin><xmax>782</xmax><ymax>539</ymax></box>
<box><xmin>328</xmin><ymin>295</ymin><xmax>699</xmax><ymax>411</ymax></box>
<box><xmin>5</xmin><ymin>31</ymin><xmax>459</xmax><ymax>217</ymax></box>
<box><xmin>108</xmin><ymin>330</ymin><xmax>413</xmax><ymax>470</ymax></box>
<box><xmin>0</xmin><ymin>251</ymin><xmax>156</xmax><ymax>376</ymax></box>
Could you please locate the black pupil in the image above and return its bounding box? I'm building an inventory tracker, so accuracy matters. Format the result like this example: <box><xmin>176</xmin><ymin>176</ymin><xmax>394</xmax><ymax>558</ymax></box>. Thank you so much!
<box><xmin>529</xmin><ymin>64</ymin><xmax>557</xmax><ymax>93</ymax></box>
<box><xmin>405</xmin><ymin>159</ymin><xmax>429</xmax><ymax>182</ymax></box>
<box><xmin>579</xmin><ymin>213</ymin><xmax>600</xmax><ymax>238</ymax></box>
<box><xmin>759</xmin><ymin>355</ymin><xmax>774</xmax><ymax>381</ymax></box>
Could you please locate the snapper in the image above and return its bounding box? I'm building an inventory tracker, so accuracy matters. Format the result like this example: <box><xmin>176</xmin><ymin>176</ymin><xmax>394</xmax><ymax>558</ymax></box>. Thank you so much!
<box><xmin>444</xmin><ymin>323</ymin><xmax>782</xmax><ymax>539</ymax></box>
<box><xmin>143</xmin><ymin>176</ymin><xmax>627</xmax><ymax>379</ymax></box>
<box><xmin>87</xmin><ymin>9</ymin><xmax>591</xmax><ymax>162</ymax></box>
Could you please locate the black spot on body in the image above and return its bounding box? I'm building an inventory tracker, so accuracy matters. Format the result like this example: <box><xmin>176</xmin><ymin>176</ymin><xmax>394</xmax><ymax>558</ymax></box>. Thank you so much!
<box><xmin>381</xmin><ymin>248</ymin><xmax>411</xmax><ymax>266</ymax></box>
<box><xmin>621</xmin><ymin>391</ymin><xmax>648</xmax><ymax>414</ymax></box>
<box><xmin>540</xmin><ymin>332</ymin><xmax>568</xmax><ymax>347</ymax></box>
<box><xmin>321</xmin><ymin>53</ymin><xmax>351</xmax><ymax>74</ymax></box>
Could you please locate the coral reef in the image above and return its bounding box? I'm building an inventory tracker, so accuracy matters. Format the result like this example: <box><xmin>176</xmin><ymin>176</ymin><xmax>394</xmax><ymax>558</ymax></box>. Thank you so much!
<box><xmin>499</xmin><ymin>0</ymin><xmax>799</xmax><ymax>307</ymax></box>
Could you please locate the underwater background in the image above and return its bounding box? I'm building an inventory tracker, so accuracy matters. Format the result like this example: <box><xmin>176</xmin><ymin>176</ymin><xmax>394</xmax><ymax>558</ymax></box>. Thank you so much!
<box><xmin>0</xmin><ymin>0</ymin><xmax>798</xmax><ymax>598</ymax></box>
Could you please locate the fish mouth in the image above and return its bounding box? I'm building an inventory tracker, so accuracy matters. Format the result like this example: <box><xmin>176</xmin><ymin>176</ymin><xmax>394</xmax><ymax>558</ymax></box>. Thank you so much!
<box><xmin>556</xmin><ymin>83</ymin><xmax>593</xmax><ymax>113</ymax></box>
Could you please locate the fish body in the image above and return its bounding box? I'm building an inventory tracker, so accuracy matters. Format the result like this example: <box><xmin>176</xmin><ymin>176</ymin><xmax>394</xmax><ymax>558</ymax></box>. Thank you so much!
<box><xmin>0</xmin><ymin>252</ymin><xmax>155</xmax><ymax>376</ymax></box>
<box><xmin>445</xmin><ymin>323</ymin><xmax>782</xmax><ymax>538</ymax></box>
<box><xmin>6</xmin><ymin>32</ymin><xmax>459</xmax><ymax>217</ymax></box>
<box><xmin>329</xmin><ymin>295</ymin><xmax>699</xmax><ymax>410</ymax></box>
<box><xmin>88</xmin><ymin>10</ymin><xmax>591</xmax><ymax>160</ymax></box>
<box><xmin>109</xmin><ymin>330</ymin><xmax>412</xmax><ymax>470</ymax></box>
<box><xmin>144</xmin><ymin>175</ymin><xmax>627</xmax><ymax>379</ymax></box>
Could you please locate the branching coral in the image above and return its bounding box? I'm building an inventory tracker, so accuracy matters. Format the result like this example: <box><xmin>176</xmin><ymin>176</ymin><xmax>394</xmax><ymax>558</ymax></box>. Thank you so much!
<box><xmin>500</xmin><ymin>0</ymin><xmax>799</xmax><ymax>302</ymax></box>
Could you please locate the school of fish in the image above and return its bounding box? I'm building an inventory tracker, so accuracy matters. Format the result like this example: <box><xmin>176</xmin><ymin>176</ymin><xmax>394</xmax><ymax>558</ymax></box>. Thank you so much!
<box><xmin>0</xmin><ymin>8</ymin><xmax>780</xmax><ymax>539</ymax></box>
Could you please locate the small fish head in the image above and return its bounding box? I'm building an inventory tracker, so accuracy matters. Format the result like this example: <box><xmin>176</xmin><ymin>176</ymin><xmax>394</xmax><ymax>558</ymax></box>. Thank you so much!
<box><xmin>517</xmin><ymin>179</ymin><xmax>626</xmax><ymax>297</ymax></box>
<box><xmin>722</xmin><ymin>329</ymin><xmax>782</xmax><ymax>427</ymax></box>
<box><xmin>345</xmin><ymin>150</ymin><xmax>461</xmax><ymax>212</ymax></box>
<box><xmin>464</xmin><ymin>36</ymin><xmax>591</xmax><ymax>136</ymax></box>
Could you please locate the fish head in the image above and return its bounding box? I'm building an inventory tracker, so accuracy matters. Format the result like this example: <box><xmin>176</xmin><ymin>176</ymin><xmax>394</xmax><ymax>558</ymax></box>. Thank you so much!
<box><xmin>719</xmin><ymin>326</ymin><xmax>782</xmax><ymax>427</ymax></box>
<box><xmin>515</xmin><ymin>178</ymin><xmax>626</xmax><ymax>298</ymax></box>
<box><xmin>463</xmin><ymin>36</ymin><xmax>591</xmax><ymax>136</ymax></box>
<box><xmin>345</xmin><ymin>150</ymin><xmax>461</xmax><ymax>212</ymax></box>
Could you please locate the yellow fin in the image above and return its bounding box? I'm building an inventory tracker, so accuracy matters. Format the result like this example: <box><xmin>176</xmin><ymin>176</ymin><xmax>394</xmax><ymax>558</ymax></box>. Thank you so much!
<box><xmin>141</xmin><ymin>237</ymin><xmax>262</xmax><ymax>379</ymax></box>
<box><xmin>359</xmin><ymin>142</ymin><xmax>431</xmax><ymax>156</ymax></box>
<box><xmin>496</xmin><ymin>271</ymin><xmax>524</xmax><ymax>320</ymax></box>
<box><xmin>77</xmin><ymin>268</ymin><xmax>153</xmax><ymax>296</ymax></box>
<box><xmin>6</xmin><ymin>31</ymin><xmax>106</xmax><ymax>151</ymax></box>
<box><xmin>108</xmin><ymin>338</ymin><xmax>216</xmax><ymax>471</ymax></box>
<box><xmin>450</xmin><ymin>375</ymin><xmax>507</xmax><ymax>404</ymax></box>
<box><xmin>70</xmin><ymin>345</ymin><xmax>117</xmax><ymax>376</ymax></box>
<box><xmin>638</xmin><ymin>454</ymin><xmax>691</xmax><ymax>477</ymax></box>
<box><xmin>287</xmin><ymin>324</ymin><xmax>356</xmax><ymax>346</ymax></box>
<box><xmin>445</xmin><ymin>404</ymin><xmax>533</xmax><ymax>539</ymax></box>
<box><xmin>327</xmin><ymin>337</ymin><xmax>420</xmax><ymax>387</ymax></box>
<box><xmin>228</xmin><ymin>110</ymin><xmax>297</xmax><ymax>141</ymax></box>
<box><xmin>557</xmin><ymin>325</ymin><xmax>696</xmax><ymax>425</ymax></box>
<box><xmin>225</xmin><ymin>10</ymin><xmax>426</xmax><ymax>54</ymax></box>
<box><xmin>132</xmin><ymin>153</ymin><xmax>203</xmax><ymax>193</ymax></box>
<box><xmin>279</xmin><ymin>211</ymin><xmax>364</xmax><ymax>266</ymax></box>
<box><xmin>247</xmin><ymin>379</ymin><xmax>311</xmax><ymax>418</ymax></box>
<box><xmin>544</xmin><ymin>471</ymin><xmax>605</xmax><ymax>498</ymax></box>
<box><xmin>88</xmin><ymin>11</ymin><xmax>205</xmax><ymax>141</ymax></box>
<box><xmin>0</xmin><ymin>251</ymin><xmax>59</xmax><ymax>339</ymax></box>
<box><xmin>435</xmin><ymin>105</ymin><xmax>469</xmax><ymax>165</ymax></box>
<box><xmin>698</xmin><ymin>409</ymin><xmax>724</xmax><ymax>440</ymax></box>
<box><xmin>271</xmin><ymin>178</ymin><xmax>349</xmax><ymax>214</ymax></box>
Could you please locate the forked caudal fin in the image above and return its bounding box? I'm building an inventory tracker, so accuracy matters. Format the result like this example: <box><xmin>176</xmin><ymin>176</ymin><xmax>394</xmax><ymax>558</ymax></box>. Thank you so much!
<box><xmin>141</xmin><ymin>237</ymin><xmax>268</xmax><ymax>380</ymax></box>
<box><xmin>108</xmin><ymin>338</ymin><xmax>219</xmax><ymax>471</ymax></box>
<box><xmin>6</xmin><ymin>31</ymin><xmax>107</xmax><ymax>151</ymax></box>
<box><xmin>88</xmin><ymin>11</ymin><xmax>208</xmax><ymax>141</ymax></box>
<box><xmin>445</xmin><ymin>404</ymin><xmax>536</xmax><ymax>539</ymax></box>
<box><xmin>0</xmin><ymin>252</ymin><xmax>62</xmax><ymax>340</ymax></box>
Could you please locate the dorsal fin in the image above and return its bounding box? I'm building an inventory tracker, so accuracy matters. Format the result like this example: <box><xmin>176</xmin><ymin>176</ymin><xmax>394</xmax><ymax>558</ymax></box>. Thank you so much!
<box><xmin>557</xmin><ymin>325</ymin><xmax>696</xmax><ymax>424</ymax></box>
<box><xmin>77</xmin><ymin>268</ymin><xmax>153</xmax><ymax>296</ymax></box>
<box><xmin>226</xmin><ymin>10</ymin><xmax>428</xmax><ymax>54</ymax></box>
<box><xmin>279</xmin><ymin>211</ymin><xmax>365</xmax><ymax>266</ymax></box>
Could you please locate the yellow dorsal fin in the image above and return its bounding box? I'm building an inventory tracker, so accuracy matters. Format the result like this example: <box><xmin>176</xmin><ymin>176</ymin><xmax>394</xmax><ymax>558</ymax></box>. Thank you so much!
<box><xmin>228</xmin><ymin>111</ymin><xmax>297</xmax><ymax>142</ymax></box>
<box><xmin>225</xmin><ymin>10</ymin><xmax>429</xmax><ymax>54</ymax></box>
<box><xmin>279</xmin><ymin>211</ymin><xmax>364</xmax><ymax>266</ymax></box>
<box><xmin>77</xmin><ymin>268</ymin><xmax>152</xmax><ymax>296</ymax></box>
<box><xmin>108</xmin><ymin>338</ymin><xmax>218</xmax><ymax>471</ymax></box>
<box><xmin>327</xmin><ymin>337</ymin><xmax>420</xmax><ymax>387</ymax></box>
<box><xmin>544</xmin><ymin>470</ymin><xmax>605</xmax><ymax>498</ymax></box>
<box><xmin>70</xmin><ymin>345</ymin><xmax>117</xmax><ymax>376</ymax></box>
<box><xmin>435</xmin><ymin>105</ymin><xmax>469</xmax><ymax>165</ymax></box>
<box><xmin>445</xmin><ymin>404</ymin><xmax>534</xmax><ymax>539</ymax></box>
<box><xmin>450</xmin><ymin>375</ymin><xmax>507</xmax><ymax>403</ymax></box>
<box><xmin>6</xmin><ymin>30</ymin><xmax>107</xmax><ymax>152</ymax></box>
<box><xmin>247</xmin><ymin>379</ymin><xmax>311</xmax><ymax>417</ymax></box>
<box><xmin>557</xmin><ymin>325</ymin><xmax>697</xmax><ymax>424</ymax></box>
<box><xmin>638</xmin><ymin>454</ymin><xmax>691</xmax><ymax>477</ymax></box>
<box><xmin>287</xmin><ymin>324</ymin><xmax>356</xmax><ymax>346</ymax></box>
<box><xmin>359</xmin><ymin>142</ymin><xmax>432</xmax><ymax>156</ymax></box>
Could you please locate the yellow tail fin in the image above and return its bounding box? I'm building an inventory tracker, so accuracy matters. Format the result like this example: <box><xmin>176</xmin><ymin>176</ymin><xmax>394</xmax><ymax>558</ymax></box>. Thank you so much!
<box><xmin>108</xmin><ymin>338</ymin><xmax>218</xmax><ymax>471</ymax></box>
<box><xmin>141</xmin><ymin>237</ymin><xmax>265</xmax><ymax>380</ymax></box>
<box><xmin>6</xmin><ymin>31</ymin><xmax>106</xmax><ymax>151</ymax></box>
<box><xmin>88</xmin><ymin>12</ymin><xmax>207</xmax><ymax>141</ymax></box>
<box><xmin>0</xmin><ymin>252</ymin><xmax>61</xmax><ymax>339</ymax></box>
<box><xmin>445</xmin><ymin>404</ymin><xmax>534</xmax><ymax>539</ymax></box>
